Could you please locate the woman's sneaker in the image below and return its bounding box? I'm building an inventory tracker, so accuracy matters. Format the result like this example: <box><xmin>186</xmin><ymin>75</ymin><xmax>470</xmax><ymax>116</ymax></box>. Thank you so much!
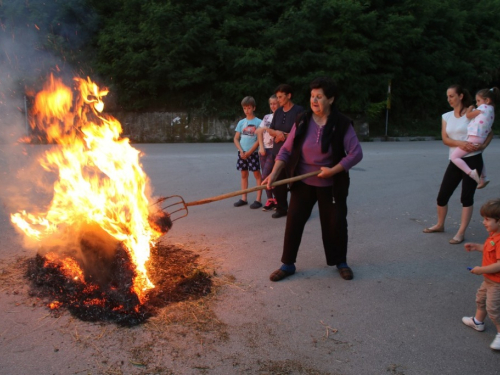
<box><xmin>262</xmin><ymin>199</ymin><xmax>276</xmax><ymax>211</ymax></box>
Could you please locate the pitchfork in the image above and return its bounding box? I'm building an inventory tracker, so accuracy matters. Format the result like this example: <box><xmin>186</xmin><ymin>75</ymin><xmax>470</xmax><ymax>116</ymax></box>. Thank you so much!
<box><xmin>155</xmin><ymin>170</ymin><xmax>321</xmax><ymax>222</ymax></box>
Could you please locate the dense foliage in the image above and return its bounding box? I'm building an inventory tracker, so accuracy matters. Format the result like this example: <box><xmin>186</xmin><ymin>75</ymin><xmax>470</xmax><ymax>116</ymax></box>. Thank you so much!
<box><xmin>1</xmin><ymin>0</ymin><xmax>500</xmax><ymax>133</ymax></box>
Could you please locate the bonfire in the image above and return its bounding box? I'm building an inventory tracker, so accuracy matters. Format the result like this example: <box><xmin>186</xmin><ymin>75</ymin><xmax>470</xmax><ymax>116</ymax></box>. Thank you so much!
<box><xmin>8</xmin><ymin>75</ymin><xmax>209</xmax><ymax>325</ymax></box>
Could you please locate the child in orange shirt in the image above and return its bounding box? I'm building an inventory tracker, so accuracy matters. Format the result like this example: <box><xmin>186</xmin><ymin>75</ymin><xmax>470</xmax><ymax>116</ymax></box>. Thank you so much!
<box><xmin>462</xmin><ymin>199</ymin><xmax>500</xmax><ymax>350</ymax></box>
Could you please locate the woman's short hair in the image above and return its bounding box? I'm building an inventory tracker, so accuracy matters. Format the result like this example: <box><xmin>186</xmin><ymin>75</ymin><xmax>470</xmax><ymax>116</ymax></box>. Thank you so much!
<box><xmin>480</xmin><ymin>199</ymin><xmax>500</xmax><ymax>221</ymax></box>
<box><xmin>241</xmin><ymin>96</ymin><xmax>256</xmax><ymax>107</ymax></box>
<box><xmin>310</xmin><ymin>77</ymin><xmax>338</xmax><ymax>99</ymax></box>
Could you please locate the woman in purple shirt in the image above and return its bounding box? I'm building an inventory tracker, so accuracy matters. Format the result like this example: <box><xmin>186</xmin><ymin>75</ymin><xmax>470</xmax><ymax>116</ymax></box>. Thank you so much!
<box><xmin>263</xmin><ymin>77</ymin><xmax>363</xmax><ymax>281</ymax></box>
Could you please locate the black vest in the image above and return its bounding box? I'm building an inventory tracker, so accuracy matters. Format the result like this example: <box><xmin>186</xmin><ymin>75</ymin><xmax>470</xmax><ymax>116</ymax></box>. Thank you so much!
<box><xmin>286</xmin><ymin>108</ymin><xmax>351</xmax><ymax>200</ymax></box>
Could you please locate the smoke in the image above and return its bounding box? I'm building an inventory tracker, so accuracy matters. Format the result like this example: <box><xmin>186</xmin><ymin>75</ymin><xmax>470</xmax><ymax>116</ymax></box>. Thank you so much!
<box><xmin>0</xmin><ymin>3</ymin><xmax>159</xmax><ymax>267</ymax></box>
<box><xmin>0</xmin><ymin>32</ymin><xmax>31</xmax><ymax>145</ymax></box>
<box><xmin>0</xmin><ymin>0</ymin><xmax>100</xmax><ymax>142</ymax></box>
<box><xmin>0</xmin><ymin>9</ymin><xmax>81</xmax><ymax>252</ymax></box>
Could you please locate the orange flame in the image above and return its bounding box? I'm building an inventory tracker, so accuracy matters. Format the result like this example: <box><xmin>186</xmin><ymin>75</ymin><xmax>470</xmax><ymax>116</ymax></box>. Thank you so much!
<box><xmin>11</xmin><ymin>75</ymin><xmax>162</xmax><ymax>302</ymax></box>
<box><xmin>43</xmin><ymin>251</ymin><xmax>86</xmax><ymax>282</ymax></box>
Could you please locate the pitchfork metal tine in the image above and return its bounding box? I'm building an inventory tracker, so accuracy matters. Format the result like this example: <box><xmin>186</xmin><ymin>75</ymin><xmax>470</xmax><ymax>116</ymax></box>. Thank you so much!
<box><xmin>156</xmin><ymin>171</ymin><xmax>322</xmax><ymax>222</ymax></box>
<box><xmin>160</xmin><ymin>195</ymin><xmax>188</xmax><ymax>222</ymax></box>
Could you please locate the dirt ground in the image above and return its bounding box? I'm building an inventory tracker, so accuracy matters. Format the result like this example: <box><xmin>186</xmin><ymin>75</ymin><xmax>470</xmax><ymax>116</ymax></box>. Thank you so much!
<box><xmin>1</xmin><ymin>141</ymin><xmax>500</xmax><ymax>375</ymax></box>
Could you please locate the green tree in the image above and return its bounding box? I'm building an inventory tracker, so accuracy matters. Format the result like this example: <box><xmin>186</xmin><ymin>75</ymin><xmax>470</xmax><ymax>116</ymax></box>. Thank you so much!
<box><xmin>3</xmin><ymin>0</ymin><xmax>500</xmax><ymax>133</ymax></box>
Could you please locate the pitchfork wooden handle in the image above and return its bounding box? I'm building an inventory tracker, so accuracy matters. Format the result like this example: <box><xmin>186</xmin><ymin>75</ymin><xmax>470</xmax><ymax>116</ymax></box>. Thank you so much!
<box><xmin>186</xmin><ymin>170</ymin><xmax>321</xmax><ymax>207</ymax></box>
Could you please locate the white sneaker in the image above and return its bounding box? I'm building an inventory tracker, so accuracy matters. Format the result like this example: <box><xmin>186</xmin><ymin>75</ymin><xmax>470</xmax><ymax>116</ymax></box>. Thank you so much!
<box><xmin>490</xmin><ymin>334</ymin><xmax>500</xmax><ymax>350</ymax></box>
<box><xmin>469</xmin><ymin>170</ymin><xmax>480</xmax><ymax>184</ymax></box>
<box><xmin>462</xmin><ymin>316</ymin><xmax>485</xmax><ymax>332</ymax></box>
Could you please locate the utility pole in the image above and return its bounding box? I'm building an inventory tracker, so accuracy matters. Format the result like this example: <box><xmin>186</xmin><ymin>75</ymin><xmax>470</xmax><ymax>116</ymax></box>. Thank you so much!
<box><xmin>385</xmin><ymin>80</ymin><xmax>391</xmax><ymax>139</ymax></box>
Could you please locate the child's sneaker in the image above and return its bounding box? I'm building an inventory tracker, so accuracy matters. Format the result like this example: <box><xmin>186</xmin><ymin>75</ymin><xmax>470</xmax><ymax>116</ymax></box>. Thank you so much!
<box><xmin>462</xmin><ymin>316</ymin><xmax>485</xmax><ymax>331</ymax></box>
<box><xmin>262</xmin><ymin>199</ymin><xmax>276</xmax><ymax>211</ymax></box>
<box><xmin>490</xmin><ymin>333</ymin><xmax>500</xmax><ymax>350</ymax></box>
<box><xmin>477</xmin><ymin>178</ymin><xmax>490</xmax><ymax>189</ymax></box>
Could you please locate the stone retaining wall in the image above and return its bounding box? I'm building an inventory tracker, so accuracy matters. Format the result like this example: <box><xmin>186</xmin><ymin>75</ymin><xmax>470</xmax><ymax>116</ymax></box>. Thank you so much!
<box><xmin>111</xmin><ymin>111</ymin><xmax>370</xmax><ymax>143</ymax></box>
<box><xmin>113</xmin><ymin>112</ymin><xmax>234</xmax><ymax>143</ymax></box>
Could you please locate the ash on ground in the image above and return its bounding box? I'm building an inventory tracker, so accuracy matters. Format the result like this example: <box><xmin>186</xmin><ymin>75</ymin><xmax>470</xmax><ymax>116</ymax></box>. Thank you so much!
<box><xmin>26</xmin><ymin>243</ymin><xmax>212</xmax><ymax>326</ymax></box>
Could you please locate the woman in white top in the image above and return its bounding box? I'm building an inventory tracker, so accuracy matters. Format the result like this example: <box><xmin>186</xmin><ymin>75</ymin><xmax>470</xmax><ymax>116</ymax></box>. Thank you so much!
<box><xmin>423</xmin><ymin>84</ymin><xmax>493</xmax><ymax>244</ymax></box>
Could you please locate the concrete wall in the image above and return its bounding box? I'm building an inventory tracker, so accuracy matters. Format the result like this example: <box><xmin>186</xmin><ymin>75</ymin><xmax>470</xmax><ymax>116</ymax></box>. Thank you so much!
<box><xmin>112</xmin><ymin>111</ymin><xmax>370</xmax><ymax>143</ymax></box>
<box><xmin>113</xmin><ymin>112</ymin><xmax>235</xmax><ymax>143</ymax></box>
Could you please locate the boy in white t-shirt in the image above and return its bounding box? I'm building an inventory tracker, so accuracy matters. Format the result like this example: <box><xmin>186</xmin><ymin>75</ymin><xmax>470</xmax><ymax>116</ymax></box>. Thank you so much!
<box><xmin>233</xmin><ymin>96</ymin><xmax>262</xmax><ymax>209</ymax></box>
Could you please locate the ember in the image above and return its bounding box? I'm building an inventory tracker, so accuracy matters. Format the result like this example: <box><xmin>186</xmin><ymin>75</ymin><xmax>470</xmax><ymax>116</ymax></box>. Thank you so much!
<box><xmin>27</xmin><ymin>244</ymin><xmax>212</xmax><ymax>326</ymax></box>
<box><xmin>28</xmin><ymin>245</ymin><xmax>147</xmax><ymax>325</ymax></box>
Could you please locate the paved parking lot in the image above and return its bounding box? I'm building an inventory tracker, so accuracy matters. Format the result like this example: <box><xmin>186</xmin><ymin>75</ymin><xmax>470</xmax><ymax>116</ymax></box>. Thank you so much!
<box><xmin>1</xmin><ymin>139</ymin><xmax>499</xmax><ymax>374</ymax></box>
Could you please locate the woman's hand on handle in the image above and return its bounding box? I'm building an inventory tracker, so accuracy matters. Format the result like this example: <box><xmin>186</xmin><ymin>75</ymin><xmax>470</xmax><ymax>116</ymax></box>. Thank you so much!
<box><xmin>318</xmin><ymin>167</ymin><xmax>334</xmax><ymax>178</ymax></box>
<box><xmin>262</xmin><ymin>160</ymin><xmax>285</xmax><ymax>189</ymax></box>
<box><xmin>261</xmin><ymin>173</ymin><xmax>277</xmax><ymax>190</ymax></box>
<box><xmin>318</xmin><ymin>164</ymin><xmax>345</xmax><ymax>179</ymax></box>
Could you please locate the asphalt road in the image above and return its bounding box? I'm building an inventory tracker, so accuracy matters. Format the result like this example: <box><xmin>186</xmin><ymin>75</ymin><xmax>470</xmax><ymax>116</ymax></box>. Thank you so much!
<box><xmin>1</xmin><ymin>139</ymin><xmax>499</xmax><ymax>374</ymax></box>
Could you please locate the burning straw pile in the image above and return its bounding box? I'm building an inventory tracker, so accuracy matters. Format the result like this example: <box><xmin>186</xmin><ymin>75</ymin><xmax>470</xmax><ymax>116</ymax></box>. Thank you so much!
<box><xmin>9</xmin><ymin>75</ymin><xmax>209</xmax><ymax>325</ymax></box>
<box><xmin>26</xmin><ymin>243</ymin><xmax>213</xmax><ymax>326</ymax></box>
